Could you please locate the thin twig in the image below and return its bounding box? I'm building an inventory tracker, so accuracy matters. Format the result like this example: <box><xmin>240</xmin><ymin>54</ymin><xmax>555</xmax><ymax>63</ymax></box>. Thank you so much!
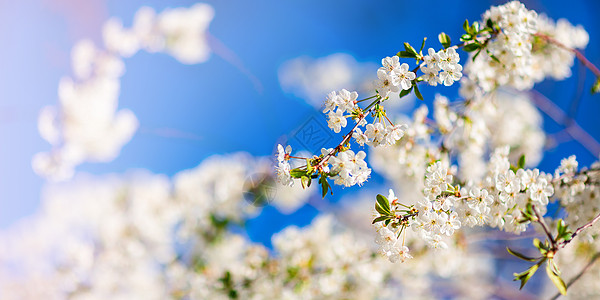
<box><xmin>529</xmin><ymin>90</ymin><xmax>600</xmax><ymax>157</ymax></box>
<box><xmin>559</xmin><ymin>212</ymin><xmax>600</xmax><ymax>249</ymax></box>
<box><xmin>550</xmin><ymin>253</ymin><xmax>600</xmax><ymax>300</ymax></box>
<box><xmin>566</xmin><ymin>59</ymin><xmax>587</xmax><ymax>125</ymax></box>
<box><xmin>533</xmin><ymin>205</ymin><xmax>556</xmax><ymax>247</ymax></box>
<box><xmin>535</xmin><ymin>33</ymin><xmax>600</xmax><ymax>78</ymax></box>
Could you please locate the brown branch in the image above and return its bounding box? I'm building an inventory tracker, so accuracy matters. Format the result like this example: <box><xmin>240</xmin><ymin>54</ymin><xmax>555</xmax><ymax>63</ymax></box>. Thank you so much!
<box><xmin>530</xmin><ymin>90</ymin><xmax>600</xmax><ymax>157</ymax></box>
<box><xmin>533</xmin><ymin>205</ymin><xmax>556</xmax><ymax>247</ymax></box>
<box><xmin>550</xmin><ymin>253</ymin><xmax>600</xmax><ymax>300</ymax></box>
<box><xmin>535</xmin><ymin>32</ymin><xmax>600</xmax><ymax>78</ymax></box>
<box><xmin>559</xmin><ymin>212</ymin><xmax>600</xmax><ymax>249</ymax></box>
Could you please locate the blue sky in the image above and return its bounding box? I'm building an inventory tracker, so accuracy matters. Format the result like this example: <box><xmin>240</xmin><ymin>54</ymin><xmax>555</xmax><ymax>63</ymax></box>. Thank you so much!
<box><xmin>1</xmin><ymin>0</ymin><xmax>599</xmax><ymax>247</ymax></box>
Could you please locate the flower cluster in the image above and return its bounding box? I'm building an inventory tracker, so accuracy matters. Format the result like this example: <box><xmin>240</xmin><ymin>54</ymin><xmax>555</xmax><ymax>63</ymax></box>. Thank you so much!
<box><xmin>375</xmin><ymin>226</ymin><xmax>412</xmax><ymax>263</ymax></box>
<box><xmin>276</xmin><ymin>144</ymin><xmax>294</xmax><ymax>186</ymax></box>
<box><xmin>324</xmin><ymin>89</ymin><xmax>360</xmax><ymax>133</ymax></box>
<box><xmin>373</xmin><ymin>146</ymin><xmax>559</xmax><ymax>263</ymax></box>
<box><xmin>328</xmin><ymin>149</ymin><xmax>371</xmax><ymax>187</ymax></box>
<box><xmin>422</xmin><ymin>47</ymin><xmax>463</xmax><ymax>86</ymax></box>
<box><xmin>465</xmin><ymin>1</ymin><xmax>539</xmax><ymax>91</ymax></box>
<box><xmin>33</xmin><ymin>4</ymin><xmax>215</xmax><ymax>181</ymax></box>
<box><xmin>553</xmin><ymin>156</ymin><xmax>600</xmax><ymax>242</ymax></box>
<box><xmin>275</xmin><ymin>144</ymin><xmax>372</xmax><ymax>189</ymax></box>
<box><xmin>103</xmin><ymin>4</ymin><xmax>214</xmax><ymax>63</ymax></box>
<box><xmin>465</xmin><ymin>1</ymin><xmax>590</xmax><ymax>92</ymax></box>
<box><xmin>533</xmin><ymin>14</ymin><xmax>590</xmax><ymax>81</ymax></box>
<box><xmin>1</xmin><ymin>152</ymin><xmax>317</xmax><ymax>299</ymax></box>
<box><xmin>353</xmin><ymin>123</ymin><xmax>408</xmax><ymax>147</ymax></box>
<box><xmin>375</xmin><ymin>56</ymin><xmax>415</xmax><ymax>98</ymax></box>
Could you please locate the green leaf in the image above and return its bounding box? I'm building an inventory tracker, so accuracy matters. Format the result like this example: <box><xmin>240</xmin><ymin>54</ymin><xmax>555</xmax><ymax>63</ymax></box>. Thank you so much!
<box><xmin>533</xmin><ymin>238</ymin><xmax>550</xmax><ymax>256</ymax></box>
<box><xmin>548</xmin><ymin>258</ymin><xmax>561</xmax><ymax>275</ymax></box>
<box><xmin>525</xmin><ymin>203</ymin><xmax>535</xmax><ymax>219</ymax></box>
<box><xmin>556</xmin><ymin>219</ymin><xmax>573</xmax><ymax>242</ymax></box>
<box><xmin>463</xmin><ymin>43</ymin><xmax>480</xmax><ymax>52</ymax></box>
<box><xmin>420</xmin><ymin>37</ymin><xmax>427</xmax><ymax>53</ymax></box>
<box><xmin>438</xmin><ymin>32</ymin><xmax>451</xmax><ymax>49</ymax></box>
<box><xmin>460</xmin><ymin>33</ymin><xmax>473</xmax><ymax>42</ymax></box>
<box><xmin>533</xmin><ymin>238</ymin><xmax>546</xmax><ymax>250</ymax></box>
<box><xmin>546</xmin><ymin>263</ymin><xmax>567</xmax><ymax>295</ymax></box>
<box><xmin>397</xmin><ymin>50</ymin><xmax>417</xmax><ymax>59</ymax></box>
<box><xmin>488</xmin><ymin>51</ymin><xmax>502</xmax><ymax>64</ymax></box>
<box><xmin>300</xmin><ymin>176</ymin><xmax>311</xmax><ymax>189</ymax></box>
<box><xmin>399</xmin><ymin>86</ymin><xmax>413</xmax><ymax>98</ymax></box>
<box><xmin>472</xmin><ymin>21</ymin><xmax>480</xmax><ymax>33</ymax></box>
<box><xmin>514</xmin><ymin>263</ymin><xmax>540</xmax><ymax>290</ymax></box>
<box><xmin>472</xmin><ymin>48</ymin><xmax>482</xmax><ymax>61</ymax></box>
<box><xmin>486</xmin><ymin>18</ymin><xmax>494</xmax><ymax>29</ymax></box>
<box><xmin>290</xmin><ymin>169</ymin><xmax>306</xmax><ymax>178</ymax></box>
<box><xmin>413</xmin><ymin>83</ymin><xmax>423</xmax><ymax>101</ymax></box>
<box><xmin>404</xmin><ymin>42</ymin><xmax>418</xmax><ymax>56</ymax></box>
<box><xmin>517</xmin><ymin>154</ymin><xmax>526</xmax><ymax>169</ymax></box>
<box><xmin>376</xmin><ymin>194</ymin><xmax>391</xmax><ymax>214</ymax></box>
<box><xmin>306</xmin><ymin>158</ymin><xmax>314</xmax><ymax>173</ymax></box>
<box><xmin>507</xmin><ymin>247</ymin><xmax>538</xmax><ymax>262</ymax></box>
<box><xmin>375</xmin><ymin>202</ymin><xmax>388</xmax><ymax>216</ymax></box>
<box><xmin>463</xmin><ymin>19</ymin><xmax>470</xmax><ymax>33</ymax></box>
<box><xmin>319</xmin><ymin>175</ymin><xmax>330</xmax><ymax>198</ymax></box>
<box><xmin>372</xmin><ymin>215</ymin><xmax>392</xmax><ymax>224</ymax></box>
<box><xmin>592</xmin><ymin>77</ymin><xmax>600</xmax><ymax>94</ymax></box>
<box><xmin>557</xmin><ymin>219</ymin><xmax>567</xmax><ymax>236</ymax></box>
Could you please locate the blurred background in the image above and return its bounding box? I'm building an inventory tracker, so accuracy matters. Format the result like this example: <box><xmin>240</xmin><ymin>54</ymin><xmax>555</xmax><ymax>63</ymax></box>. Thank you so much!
<box><xmin>1</xmin><ymin>0</ymin><xmax>599</xmax><ymax>250</ymax></box>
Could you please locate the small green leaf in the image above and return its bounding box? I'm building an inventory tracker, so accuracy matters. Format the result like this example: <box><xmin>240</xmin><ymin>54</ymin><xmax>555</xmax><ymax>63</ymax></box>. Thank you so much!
<box><xmin>413</xmin><ymin>83</ymin><xmax>423</xmax><ymax>101</ymax></box>
<box><xmin>472</xmin><ymin>21</ymin><xmax>480</xmax><ymax>33</ymax></box>
<box><xmin>486</xmin><ymin>18</ymin><xmax>494</xmax><ymax>29</ymax></box>
<box><xmin>555</xmin><ymin>219</ymin><xmax>573</xmax><ymax>242</ymax></box>
<box><xmin>404</xmin><ymin>42</ymin><xmax>418</xmax><ymax>56</ymax></box>
<box><xmin>533</xmin><ymin>238</ymin><xmax>550</xmax><ymax>256</ymax></box>
<box><xmin>438</xmin><ymin>32</ymin><xmax>451</xmax><ymax>49</ymax></box>
<box><xmin>290</xmin><ymin>169</ymin><xmax>306</xmax><ymax>178</ymax></box>
<box><xmin>525</xmin><ymin>203</ymin><xmax>535</xmax><ymax>218</ymax></box>
<box><xmin>507</xmin><ymin>247</ymin><xmax>538</xmax><ymax>262</ymax></box>
<box><xmin>463</xmin><ymin>19</ymin><xmax>470</xmax><ymax>33</ymax></box>
<box><xmin>546</xmin><ymin>263</ymin><xmax>567</xmax><ymax>295</ymax></box>
<box><xmin>463</xmin><ymin>43</ymin><xmax>480</xmax><ymax>52</ymax></box>
<box><xmin>397</xmin><ymin>50</ymin><xmax>417</xmax><ymax>58</ymax></box>
<box><xmin>372</xmin><ymin>215</ymin><xmax>392</xmax><ymax>224</ymax></box>
<box><xmin>306</xmin><ymin>158</ymin><xmax>314</xmax><ymax>173</ymax></box>
<box><xmin>557</xmin><ymin>219</ymin><xmax>567</xmax><ymax>236</ymax></box>
<box><xmin>375</xmin><ymin>202</ymin><xmax>388</xmax><ymax>216</ymax></box>
<box><xmin>488</xmin><ymin>52</ymin><xmax>501</xmax><ymax>64</ymax></box>
<box><xmin>376</xmin><ymin>194</ymin><xmax>391</xmax><ymax>214</ymax></box>
<box><xmin>548</xmin><ymin>258</ymin><xmax>561</xmax><ymax>275</ymax></box>
<box><xmin>319</xmin><ymin>175</ymin><xmax>330</xmax><ymax>198</ymax></box>
<box><xmin>300</xmin><ymin>176</ymin><xmax>311</xmax><ymax>189</ymax></box>
<box><xmin>533</xmin><ymin>238</ymin><xmax>543</xmax><ymax>249</ymax></box>
<box><xmin>514</xmin><ymin>263</ymin><xmax>540</xmax><ymax>290</ymax></box>
<box><xmin>420</xmin><ymin>37</ymin><xmax>427</xmax><ymax>53</ymax></box>
<box><xmin>472</xmin><ymin>48</ymin><xmax>482</xmax><ymax>61</ymax></box>
<box><xmin>592</xmin><ymin>77</ymin><xmax>600</xmax><ymax>94</ymax></box>
<box><xmin>517</xmin><ymin>154</ymin><xmax>526</xmax><ymax>169</ymax></box>
<box><xmin>399</xmin><ymin>86</ymin><xmax>413</xmax><ymax>98</ymax></box>
<box><xmin>460</xmin><ymin>34</ymin><xmax>473</xmax><ymax>42</ymax></box>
